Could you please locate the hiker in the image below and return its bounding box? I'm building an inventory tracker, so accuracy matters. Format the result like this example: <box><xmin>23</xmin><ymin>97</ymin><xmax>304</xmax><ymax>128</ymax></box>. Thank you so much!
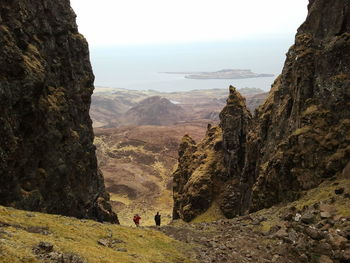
<box><xmin>154</xmin><ymin>212</ymin><xmax>161</xmax><ymax>226</ymax></box>
<box><xmin>133</xmin><ymin>214</ymin><xmax>141</xmax><ymax>227</ymax></box>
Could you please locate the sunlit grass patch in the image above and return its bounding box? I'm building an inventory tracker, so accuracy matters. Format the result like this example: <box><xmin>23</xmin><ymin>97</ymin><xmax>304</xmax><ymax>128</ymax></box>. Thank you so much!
<box><xmin>252</xmin><ymin>178</ymin><xmax>350</xmax><ymax>233</ymax></box>
<box><xmin>191</xmin><ymin>201</ymin><xmax>224</xmax><ymax>223</ymax></box>
<box><xmin>0</xmin><ymin>206</ymin><xmax>197</xmax><ymax>263</ymax></box>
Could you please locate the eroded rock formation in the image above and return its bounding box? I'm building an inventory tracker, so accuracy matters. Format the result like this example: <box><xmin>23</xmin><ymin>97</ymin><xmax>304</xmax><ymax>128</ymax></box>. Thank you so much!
<box><xmin>220</xmin><ymin>86</ymin><xmax>251</xmax><ymax>178</ymax></box>
<box><xmin>173</xmin><ymin>87</ymin><xmax>251</xmax><ymax>221</ymax></box>
<box><xmin>173</xmin><ymin>127</ymin><xmax>226</xmax><ymax>221</ymax></box>
<box><xmin>0</xmin><ymin>0</ymin><xmax>118</xmax><ymax>223</ymax></box>
<box><xmin>173</xmin><ymin>0</ymin><xmax>350</xmax><ymax>221</ymax></box>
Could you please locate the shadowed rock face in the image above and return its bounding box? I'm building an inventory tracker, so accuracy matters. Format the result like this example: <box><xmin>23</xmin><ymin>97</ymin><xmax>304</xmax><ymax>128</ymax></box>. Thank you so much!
<box><xmin>173</xmin><ymin>0</ymin><xmax>350</xmax><ymax>220</ymax></box>
<box><xmin>0</xmin><ymin>0</ymin><xmax>118</xmax><ymax>223</ymax></box>
<box><xmin>220</xmin><ymin>87</ymin><xmax>251</xmax><ymax>178</ymax></box>
<box><xmin>219</xmin><ymin>87</ymin><xmax>251</xmax><ymax>218</ymax></box>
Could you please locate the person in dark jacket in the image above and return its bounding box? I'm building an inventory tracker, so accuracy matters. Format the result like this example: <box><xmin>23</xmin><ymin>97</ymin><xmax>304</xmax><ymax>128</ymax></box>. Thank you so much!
<box><xmin>154</xmin><ymin>212</ymin><xmax>161</xmax><ymax>226</ymax></box>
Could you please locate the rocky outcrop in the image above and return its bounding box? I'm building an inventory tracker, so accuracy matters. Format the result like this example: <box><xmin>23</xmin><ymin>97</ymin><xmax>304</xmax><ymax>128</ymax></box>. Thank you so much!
<box><xmin>173</xmin><ymin>0</ymin><xmax>350</xmax><ymax>221</ymax></box>
<box><xmin>173</xmin><ymin>87</ymin><xmax>251</xmax><ymax>221</ymax></box>
<box><xmin>0</xmin><ymin>0</ymin><xmax>118</xmax><ymax>223</ymax></box>
<box><xmin>173</xmin><ymin>126</ymin><xmax>226</xmax><ymax>221</ymax></box>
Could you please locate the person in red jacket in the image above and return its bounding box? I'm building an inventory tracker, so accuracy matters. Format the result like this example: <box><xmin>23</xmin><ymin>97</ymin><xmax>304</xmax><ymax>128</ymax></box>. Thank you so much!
<box><xmin>133</xmin><ymin>214</ymin><xmax>141</xmax><ymax>227</ymax></box>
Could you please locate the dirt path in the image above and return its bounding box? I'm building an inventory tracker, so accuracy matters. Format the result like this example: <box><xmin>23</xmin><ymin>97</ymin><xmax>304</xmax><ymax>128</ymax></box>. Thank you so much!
<box><xmin>156</xmin><ymin>217</ymin><xmax>302</xmax><ymax>263</ymax></box>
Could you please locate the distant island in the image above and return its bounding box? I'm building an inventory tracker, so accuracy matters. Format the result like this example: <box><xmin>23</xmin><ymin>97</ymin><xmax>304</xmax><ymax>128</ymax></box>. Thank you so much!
<box><xmin>162</xmin><ymin>69</ymin><xmax>274</xmax><ymax>80</ymax></box>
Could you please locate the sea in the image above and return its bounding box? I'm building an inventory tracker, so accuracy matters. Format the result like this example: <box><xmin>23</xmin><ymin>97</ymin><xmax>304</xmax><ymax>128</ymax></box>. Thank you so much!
<box><xmin>90</xmin><ymin>37</ymin><xmax>295</xmax><ymax>93</ymax></box>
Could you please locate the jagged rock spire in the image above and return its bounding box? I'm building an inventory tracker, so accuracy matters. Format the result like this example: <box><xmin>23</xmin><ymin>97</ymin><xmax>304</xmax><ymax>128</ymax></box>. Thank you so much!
<box><xmin>220</xmin><ymin>86</ymin><xmax>251</xmax><ymax>177</ymax></box>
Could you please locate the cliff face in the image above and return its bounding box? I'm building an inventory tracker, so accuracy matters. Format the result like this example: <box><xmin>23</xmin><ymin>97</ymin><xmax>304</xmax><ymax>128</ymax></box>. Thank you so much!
<box><xmin>244</xmin><ymin>0</ymin><xmax>350</xmax><ymax>213</ymax></box>
<box><xmin>0</xmin><ymin>0</ymin><xmax>118</xmax><ymax>223</ymax></box>
<box><xmin>173</xmin><ymin>0</ymin><xmax>350</xmax><ymax>221</ymax></box>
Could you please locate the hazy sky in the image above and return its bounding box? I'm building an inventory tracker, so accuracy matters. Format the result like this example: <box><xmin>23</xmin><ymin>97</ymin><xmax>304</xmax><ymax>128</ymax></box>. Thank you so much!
<box><xmin>70</xmin><ymin>0</ymin><xmax>309</xmax><ymax>46</ymax></box>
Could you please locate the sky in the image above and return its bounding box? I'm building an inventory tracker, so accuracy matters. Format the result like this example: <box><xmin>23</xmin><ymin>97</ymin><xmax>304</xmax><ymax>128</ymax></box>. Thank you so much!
<box><xmin>70</xmin><ymin>0</ymin><xmax>309</xmax><ymax>47</ymax></box>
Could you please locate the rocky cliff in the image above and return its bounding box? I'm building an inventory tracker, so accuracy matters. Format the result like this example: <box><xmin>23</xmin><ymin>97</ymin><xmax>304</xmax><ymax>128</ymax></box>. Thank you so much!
<box><xmin>244</xmin><ymin>0</ymin><xmax>350</xmax><ymax>214</ymax></box>
<box><xmin>0</xmin><ymin>0</ymin><xmax>118</xmax><ymax>223</ymax></box>
<box><xmin>173</xmin><ymin>0</ymin><xmax>350</xmax><ymax>221</ymax></box>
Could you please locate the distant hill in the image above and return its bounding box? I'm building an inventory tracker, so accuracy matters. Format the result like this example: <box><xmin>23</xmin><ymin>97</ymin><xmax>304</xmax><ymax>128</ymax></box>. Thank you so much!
<box><xmin>121</xmin><ymin>96</ymin><xmax>187</xmax><ymax>126</ymax></box>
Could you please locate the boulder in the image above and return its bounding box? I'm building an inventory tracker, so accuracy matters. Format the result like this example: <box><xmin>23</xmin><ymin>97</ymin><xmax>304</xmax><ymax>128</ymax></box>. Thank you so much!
<box><xmin>319</xmin><ymin>255</ymin><xmax>333</xmax><ymax>263</ymax></box>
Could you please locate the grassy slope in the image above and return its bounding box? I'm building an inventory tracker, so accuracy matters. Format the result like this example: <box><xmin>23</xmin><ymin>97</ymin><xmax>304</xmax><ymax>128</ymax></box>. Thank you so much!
<box><xmin>255</xmin><ymin>178</ymin><xmax>350</xmax><ymax>233</ymax></box>
<box><xmin>188</xmin><ymin>177</ymin><xmax>350</xmax><ymax>231</ymax></box>
<box><xmin>0</xmin><ymin>206</ymin><xmax>196</xmax><ymax>263</ymax></box>
<box><xmin>1</xmin><ymin>179</ymin><xmax>348</xmax><ymax>263</ymax></box>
